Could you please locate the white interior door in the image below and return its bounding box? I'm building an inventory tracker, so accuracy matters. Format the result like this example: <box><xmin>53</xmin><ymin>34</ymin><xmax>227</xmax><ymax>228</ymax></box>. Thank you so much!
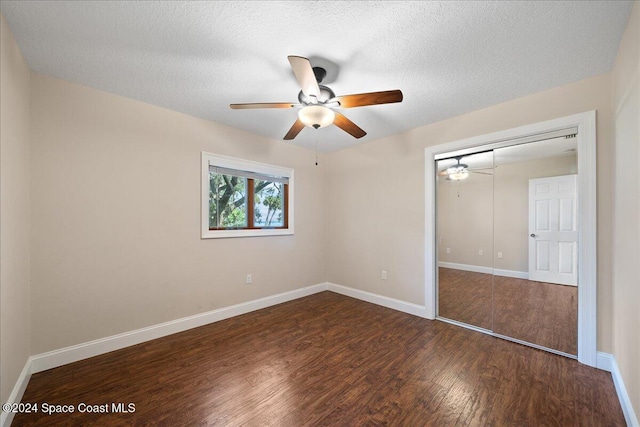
<box><xmin>528</xmin><ymin>174</ymin><xmax>578</xmax><ymax>286</ymax></box>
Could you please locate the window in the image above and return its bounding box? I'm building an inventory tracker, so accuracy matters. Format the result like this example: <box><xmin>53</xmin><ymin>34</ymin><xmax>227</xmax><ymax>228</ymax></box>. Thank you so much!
<box><xmin>202</xmin><ymin>152</ymin><xmax>294</xmax><ymax>238</ymax></box>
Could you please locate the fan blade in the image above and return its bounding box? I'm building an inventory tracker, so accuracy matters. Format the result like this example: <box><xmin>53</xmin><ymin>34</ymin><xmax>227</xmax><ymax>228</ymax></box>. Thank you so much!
<box><xmin>230</xmin><ymin>102</ymin><xmax>296</xmax><ymax>109</ymax></box>
<box><xmin>471</xmin><ymin>171</ymin><xmax>493</xmax><ymax>175</ymax></box>
<box><xmin>333</xmin><ymin>112</ymin><xmax>366</xmax><ymax>139</ymax></box>
<box><xmin>334</xmin><ymin>90</ymin><xmax>403</xmax><ymax>108</ymax></box>
<box><xmin>288</xmin><ymin>56</ymin><xmax>321</xmax><ymax>99</ymax></box>
<box><xmin>283</xmin><ymin>119</ymin><xmax>305</xmax><ymax>140</ymax></box>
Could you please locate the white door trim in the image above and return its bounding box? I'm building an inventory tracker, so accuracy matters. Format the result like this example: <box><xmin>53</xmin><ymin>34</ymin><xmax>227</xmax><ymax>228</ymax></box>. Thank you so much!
<box><xmin>424</xmin><ymin>110</ymin><xmax>597</xmax><ymax>367</ymax></box>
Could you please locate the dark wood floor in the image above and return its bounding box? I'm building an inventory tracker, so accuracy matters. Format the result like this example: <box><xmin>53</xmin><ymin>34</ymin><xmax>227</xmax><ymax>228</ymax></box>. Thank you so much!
<box><xmin>438</xmin><ymin>268</ymin><xmax>493</xmax><ymax>330</ymax></box>
<box><xmin>438</xmin><ymin>268</ymin><xmax>578</xmax><ymax>355</ymax></box>
<box><xmin>13</xmin><ymin>292</ymin><xmax>622</xmax><ymax>426</ymax></box>
<box><xmin>493</xmin><ymin>274</ymin><xmax>577</xmax><ymax>355</ymax></box>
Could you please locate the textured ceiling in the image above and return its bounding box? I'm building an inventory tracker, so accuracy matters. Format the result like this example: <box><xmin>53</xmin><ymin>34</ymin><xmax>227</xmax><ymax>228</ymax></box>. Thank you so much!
<box><xmin>0</xmin><ymin>1</ymin><xmax>633</xmax><ymax>151</ymax></box>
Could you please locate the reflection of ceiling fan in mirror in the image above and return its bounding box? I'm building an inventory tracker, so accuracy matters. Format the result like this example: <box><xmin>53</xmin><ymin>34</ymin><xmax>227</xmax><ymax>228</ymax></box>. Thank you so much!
<box><xmin>230</xmin><ymin>55</ymin><xmax>403</xmax><ymax>140</ymax></box>
<box><xmin>438</xmin><ymin>156</ymin><xmax>493</xmax><ymax>181</ymax></box>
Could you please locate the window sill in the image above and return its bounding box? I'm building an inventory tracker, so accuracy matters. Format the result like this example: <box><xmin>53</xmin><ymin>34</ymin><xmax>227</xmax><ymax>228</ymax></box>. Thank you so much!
<box><xmin>201</xmin><ymin>228</ymin><xmax>294</xmax><ymax>239</ymax></box>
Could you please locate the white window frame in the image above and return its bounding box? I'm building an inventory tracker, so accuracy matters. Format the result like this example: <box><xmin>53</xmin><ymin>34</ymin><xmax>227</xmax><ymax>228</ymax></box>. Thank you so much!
<box><xmin>201</xmin><ymin>152</ymin><xmax>294</xmax><ymax>239</ymax></box>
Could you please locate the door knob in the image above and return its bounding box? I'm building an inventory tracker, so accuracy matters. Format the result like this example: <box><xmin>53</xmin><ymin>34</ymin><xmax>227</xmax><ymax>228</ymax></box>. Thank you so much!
<box><xmin>530</xmin><ymin>233</ymin><xmax>536</xmax><ymax>237</ymax></box>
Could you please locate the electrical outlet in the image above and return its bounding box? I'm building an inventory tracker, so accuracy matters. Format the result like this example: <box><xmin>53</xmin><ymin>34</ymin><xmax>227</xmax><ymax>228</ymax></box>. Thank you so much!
<box><xmin>381</xmin><ymin>270</ymin><xmax>388</xmax><ymax>280</ymax></box>
<box><xmin>497</xmin><ymin>252</ymin><xmax>503</xmax><ymax>259</ymax></box>
<box><xmin>245</xmin><ymin>274</ymin><xmax>252</xmax><ymax>284</ymax></box>
<box><xmin>478</xmin><ymin>249</ymin><xmax>483</xmax><ymax>256</ymax></box>
<box><xmin>446</xmin><ymin>248</ymin><xmax>451</xmax><ymax>254</ymax></box>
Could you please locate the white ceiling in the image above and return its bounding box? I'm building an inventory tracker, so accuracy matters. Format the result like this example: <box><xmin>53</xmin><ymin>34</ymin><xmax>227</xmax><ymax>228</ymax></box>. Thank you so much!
<box><xmin>0</xmin><ymin>1</ymin><xmax>633</xmax><ymax>152</ymax></box>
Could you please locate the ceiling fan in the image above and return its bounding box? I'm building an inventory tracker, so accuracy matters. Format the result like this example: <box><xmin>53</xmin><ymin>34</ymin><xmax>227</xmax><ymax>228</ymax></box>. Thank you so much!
<box><xmin>230</xmin><ymin>56</ymin><xmax>403</xmax><ymax>140</ymax></box>
<box><xmin>438</xmin><ymin>156</ymin><xmax>493</xmax><ymax>181</ymax></box>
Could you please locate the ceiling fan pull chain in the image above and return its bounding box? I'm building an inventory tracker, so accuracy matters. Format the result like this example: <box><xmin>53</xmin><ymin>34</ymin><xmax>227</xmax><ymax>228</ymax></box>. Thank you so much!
<box><xmin>315</xmin><ymin>140</ymin><xmax>319</xmax><ymax>166</ymax></box>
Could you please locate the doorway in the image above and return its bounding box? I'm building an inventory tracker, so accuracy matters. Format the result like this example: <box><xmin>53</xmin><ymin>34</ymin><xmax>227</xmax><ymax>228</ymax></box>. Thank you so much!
<box><xmin>528</xmin><ymin>174</ymin><xmax>578</xmax><ymax>286</ymax></box>
<box><xmin>424</xmin><ymin>111</ymin><xmax>597</xmax><ymax>367</ymax></box>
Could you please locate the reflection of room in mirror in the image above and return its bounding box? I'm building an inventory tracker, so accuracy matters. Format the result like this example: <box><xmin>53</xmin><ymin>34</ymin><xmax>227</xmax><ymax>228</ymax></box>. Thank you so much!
<box><xmin>493</xmin><ymin>138</ymin><xmax>577</xmax><ymax>277</ymax></box>
<box><xmin>437</xmin><ymin>151</ymin><xmax>494</xmax><ymax>269</ymax></box>
<box><xmin>493</xmin><ymin>137</ymin><xmax>578</xmax><ymax>355</ymax></box>
<box><xmin>437</xmin><ymin>135</ymin><xmax>579</xmax><ymax>356</ymax></box>
<box><xmin>438</xmin><ymin>267</ymin><xmax>493</xmax><ymax>330</ymax></box>
<box><xmin>437</xmin><ymin>151</ymin><xmax>494</xmax><ymax>331</ymax></box>
<box><xmin>493</xmin><ymin>274</ymin><xmax>577</xmax><ymax>355</ymax></box>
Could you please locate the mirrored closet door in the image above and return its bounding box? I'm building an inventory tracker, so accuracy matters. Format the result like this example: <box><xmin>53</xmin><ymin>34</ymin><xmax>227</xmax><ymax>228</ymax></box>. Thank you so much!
<box><xmin>436</xmin><ymin>134</ymin><xmax>579</xmax><ymax>356</ymax></box>
<box><xmin>436</xmin><ymin>151</ymin><xmax>494</xmax><ymax>331</ymax></box>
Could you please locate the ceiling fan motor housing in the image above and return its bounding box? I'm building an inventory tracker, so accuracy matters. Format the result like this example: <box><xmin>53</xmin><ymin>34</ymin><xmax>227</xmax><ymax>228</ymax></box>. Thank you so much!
<box><xmin>298</xmin><ymin>84</ymin><xmax>336</xmax><ymax>105</ymax></box>
<box><xmin>312</xmin><ymin>66</ymin><xmax>327</xmax><ymax>83</ymax></box>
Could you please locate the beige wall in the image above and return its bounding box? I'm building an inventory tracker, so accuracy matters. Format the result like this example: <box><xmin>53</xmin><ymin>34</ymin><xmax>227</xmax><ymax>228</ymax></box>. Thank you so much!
<box><xmin>0</xmin><ymin>14</ymin><xmax>31</xmax><ymax>403</ymax></box>
<box><xmin>327</xmin><ymin>73</ymin><xmax>614</xmax><ymax>352</ymax></box>
<box><xmin>29</xmin><ymin>73</ymin><xmax>328</xmax><ymax>354</ymax></box>
<box><xmin>437</xmin><ymin>169</ymin><xmax>494</xmax><ymax>269</ymax></box>
<box><xmin>612</xmin><ymin>2</ymin><xmax>640</xmax><ymax>417</ymax></box>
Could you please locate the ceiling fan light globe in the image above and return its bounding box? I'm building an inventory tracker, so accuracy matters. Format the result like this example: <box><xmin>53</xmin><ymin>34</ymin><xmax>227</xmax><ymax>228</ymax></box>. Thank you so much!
<box><xmin>298</xmin><ymin>105</ymin><xmax>335</xmax><ymax>129</ymax></box>
<box><xmin>448</xmin><ymin>170</ymin><xmax>469</xmax><ymax>181</ymax></box>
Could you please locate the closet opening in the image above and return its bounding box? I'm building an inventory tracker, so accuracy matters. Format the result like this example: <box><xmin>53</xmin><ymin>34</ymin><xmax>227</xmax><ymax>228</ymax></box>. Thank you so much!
<box><xmin>424</xmin><ymin>111</ymin><xmax>597</xmax><ymax>366</ymax></box>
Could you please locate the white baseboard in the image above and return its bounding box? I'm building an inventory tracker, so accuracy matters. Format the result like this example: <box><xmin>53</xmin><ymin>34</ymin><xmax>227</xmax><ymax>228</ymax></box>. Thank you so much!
<box><xmin>0</xmin><ymin>358</ymin><xmax>32</xmax><ymax>427</ymax></box>
<box><xmin>30</xmin><ymin>283</ymin><xmax>327</xmax><ymax>374</ymax></box>
<box><xmin>439</xmin><ymin>261</ymin><xmax>529</xmax><ymax>280</ymax></box>
<box><xmin>611</xmin><ymin>356</ymin><xmax>639</xmax><ymax>427</ymax></box>
<box><xmin>597</xmin><ymin>352</ymin><xmax>638</xmax><ymax>427</ymax></box>
<box><xmin>439</xmin><ymin>261</ymin><xmax>493</xmax><ymax>275</ymax></box>
<box><xmin>596</xmin><ymin>351</ymin><xmax>614</xmax><ymax>372</ymax></box>
<box><xmin>327</xmin><ymin>283</ymin><xmax>427</xmax><ymax>317</ymax></box>
<box><xmin>493</xmin><ymin>268</ymin><xmax>529</xmax><ymax>280</ymax></box>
